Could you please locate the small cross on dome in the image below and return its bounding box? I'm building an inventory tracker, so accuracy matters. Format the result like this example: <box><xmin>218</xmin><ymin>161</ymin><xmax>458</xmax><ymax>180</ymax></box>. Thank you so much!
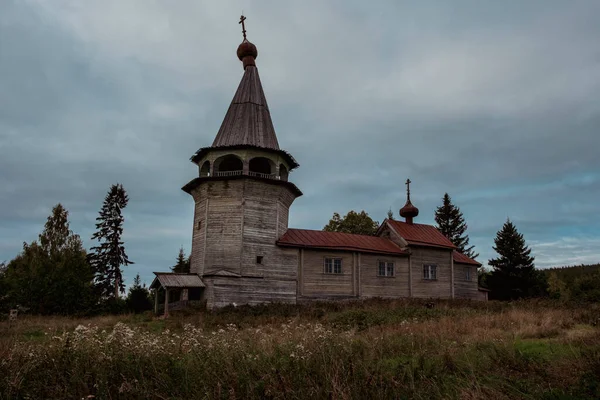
<box><xmin>239</xmin><ymin>15</ymin><xmax>247</xmax><ymax>40</ymax></box>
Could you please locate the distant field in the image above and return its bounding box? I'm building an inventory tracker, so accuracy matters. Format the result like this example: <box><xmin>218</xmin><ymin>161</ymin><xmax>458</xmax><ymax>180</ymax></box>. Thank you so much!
<box><xmin>1</xmin><ymin>299</ymin><xmax>599</xmax><ymax>399</ymax></box>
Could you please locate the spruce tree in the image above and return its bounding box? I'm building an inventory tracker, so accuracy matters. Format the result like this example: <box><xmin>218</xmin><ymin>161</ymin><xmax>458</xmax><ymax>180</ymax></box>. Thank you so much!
<box><xmin>171</xmin><ymin>247</ymin><xmax>191</xmax><ymax>273</ymax></box>
<box><xmin>387</xmin><ymin>208</ymin><xmax>394</xmax><ymax>220</ymax></box>
<box><xmin>126</xmin><ymin>273</ymin><xmax>152</xmax><ymax>313</ymax></box>
<box><xmin>434</xmin><ymin>193</ymin><xmax>478</xmax><ymax>259</ymax></box>
<box><xmin>487</xmin><ymin>219</ymin><xmax>546</xmax><ymax>300</ymax></box>
<box><xmin>90</xmin><ymin>184</ymin><xmax>133</xmax><ymax>299</ymax></box>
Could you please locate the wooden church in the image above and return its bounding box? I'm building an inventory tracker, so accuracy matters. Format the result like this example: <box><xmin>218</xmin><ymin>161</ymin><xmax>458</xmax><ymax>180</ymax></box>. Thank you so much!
<box><xmin>151</xmin><ymin>19</ymin><xmax>484</xmax><ymax>313</ymax></box>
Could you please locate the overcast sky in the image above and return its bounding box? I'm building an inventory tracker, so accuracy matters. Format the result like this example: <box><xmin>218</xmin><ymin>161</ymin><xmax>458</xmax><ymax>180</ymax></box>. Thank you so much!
<box><xmin>2</xmin><ymin>0</ymin><xmax>599</xmax><ymax>286</ymax></box>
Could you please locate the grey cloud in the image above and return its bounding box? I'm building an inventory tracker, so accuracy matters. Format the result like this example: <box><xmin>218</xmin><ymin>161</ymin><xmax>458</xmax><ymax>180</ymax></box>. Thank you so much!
<box><xmin>2</xmin><ymin>1</ymin><xmax>600</xmax><ymax>286</ymax></box>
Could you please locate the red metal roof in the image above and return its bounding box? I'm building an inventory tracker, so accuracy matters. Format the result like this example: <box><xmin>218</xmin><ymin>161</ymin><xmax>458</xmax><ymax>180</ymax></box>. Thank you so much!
<box><xmin>453</xmin><ymin>251</ymin><xmax>481</xmax><ymax>266</ymax></box>
<box><xmin>277</xmin><ymin>229</ymin><xmax>407</xmax><ymax>255</ymax></box>
<box><xmin>387</xmin><ymin>220</ymin><xmax>456</xmax><ymax>249</ymax></box>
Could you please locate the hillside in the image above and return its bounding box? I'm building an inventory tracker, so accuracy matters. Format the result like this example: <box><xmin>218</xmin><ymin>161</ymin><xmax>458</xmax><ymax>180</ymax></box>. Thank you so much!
<box><xmin>544</xmin><ymin>263</ymin><xmax>600</xmax><ymax>284</ymax></box>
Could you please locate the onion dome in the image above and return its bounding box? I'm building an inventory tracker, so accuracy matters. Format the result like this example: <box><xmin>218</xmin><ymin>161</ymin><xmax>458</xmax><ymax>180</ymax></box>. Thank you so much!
<box><xmin>399</xmin><ymin>200</ymin><xmax>419</xmax><ymax>221</ymax></box>
<box><xmin>237</xmin><ymin>39</ymin><xmax>258</xmax><ymax>69</ymax></box>
<box><xmin>399</xmin><ymin>178</ymin><xmax>419</xmax><ymax>224</ymax></box>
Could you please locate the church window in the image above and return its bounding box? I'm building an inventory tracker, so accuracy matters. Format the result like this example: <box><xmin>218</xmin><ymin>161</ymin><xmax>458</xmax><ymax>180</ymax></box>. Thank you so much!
<box><xmin>256</xmin><ymin>256</ymin><xmax>263</xmax><ymax>264</ymax></box>
<box><xmin>197</xmin><ymin>220</ymin><xmax>202</xmax><ymax>230</ymax></box>
<box><xmin>464</xmin><ymin>267</ymin><xmax>471</xmax><ymax>281</ymax></box>
<box><xmin>324</xmin><ymin>257</ymin><xmax>342</xmax><ymax>274</ymax></box>
<box><xmin>378</xmin><ymin>261</ymin><xmax>394</xmax><ymax>277</ymax></box>
<box><xmin>423</xmin><ymin>264</ymin><xmax>437</xmax><ymax>280</ymax></box>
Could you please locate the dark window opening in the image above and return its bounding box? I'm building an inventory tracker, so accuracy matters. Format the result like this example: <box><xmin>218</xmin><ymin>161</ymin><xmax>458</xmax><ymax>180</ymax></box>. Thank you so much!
<box><xmin>200</xmin><ymin>161</ymin><xmax>211</xmax><ymax>177</ymax></box>
<box><xmin>256</xmin><ymin>256</ymin><xmax>263</xmax><ymax>264</ymax></box>
<box><xmin>279</xmin><ymin>164</ymin><xmax>289</xmax><ymax>181</ymax></box>
<box><xmin>197</xmin><ymin>220</ymin><xmax>202</xmax><ymax>230</ymax></box>
<box><xmin>249</xmin><ymin>157</ymin><xmax>272</xmax><ymax>175</ymax></box>
<box><xmin>216</xmin><ymin>155</ymin><xmax>243</xmax><ymax>172</ymax></box>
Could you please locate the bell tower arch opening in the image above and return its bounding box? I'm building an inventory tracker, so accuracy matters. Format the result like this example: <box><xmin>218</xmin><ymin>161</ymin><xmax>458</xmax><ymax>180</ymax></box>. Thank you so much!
<box><xmin>279</xmin><ymin>164</ymin><xmax>289</xmax><ymax>181</ymax></box>
<box><xmin>214</xmin><ymin>155</ymin><xmax>243</xmax><ymax>175</ymax></box>
<box><xmin>200</xmin><ymin>161</ymin><xmax>211</xmax><ymax>177</ymax></box>
<box><xmin>249</xmin><ymin>157</ymin><xmax>274</xmax><ymax>176</ymax></box>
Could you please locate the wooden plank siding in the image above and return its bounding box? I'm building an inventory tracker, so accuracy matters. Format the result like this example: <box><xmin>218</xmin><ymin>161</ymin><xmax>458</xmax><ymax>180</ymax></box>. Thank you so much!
<box><xmin>301</xmin><ymin>250</ymin><xmax>355</xmax><ymax>297</ymax></box>
<box><xmin>203</xmin><ymin>277</ymin><xmax>297</xmax><ymax>309</ymax></box>
<box><xmin>189</xmin><ymin>178</ymin><xmax>299</xmax><ymax>307</ymax></box>
<box><xmin>360</xmin><ymin>254</ymin><xmax>410</xmax><ymax>299</ymax></box>
<box><xmin>453</xmin><ymin>262</ymin><xmax>480</xmax><ymax>299</ymax></box>
<box><xmin>409</xmin><ymin>247</ymin><xmax>453</xmax><ymax>299</ymax></box>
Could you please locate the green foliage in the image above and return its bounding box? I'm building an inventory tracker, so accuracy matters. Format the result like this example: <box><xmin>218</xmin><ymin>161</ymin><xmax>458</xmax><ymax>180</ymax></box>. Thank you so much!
<box><xmin>487</xmin><ymin>219</ymin><xmax>547</xmax><ymax>300</ymax></box>
<box><xmin>542</xmin><ymin>264</ymin><xmax>600</xmax><ymax>303</ymax></box>
<box><xmin>478</xmin><ymin>266</ymin><xmax>491</xmax><ymax>288</ymax></box>
<box><xmin>1</xmin><ymin>204</ymin><xmax>95</xmax><ymax>315</ymax></box>
<box><xmin>547</xmin><ymin>272</ymin><xmax>570</xmax><ymax>301</ymax></box>
<box><xmin>171</xmin><ymin>247</ymin><xmax>191</xmax><ymax>273</ymax></box>
<box><xmin>323</xmin><ymin>210</ymin><xmax>379</xmax><ymax>236</ymax></box>
<box><xmin>571</xmin><ymin>272</ymin><xmax>600</xmax><ymax>302</ymax></box>
<box><xmin>126</xmin><ymin>274</ymin><xmax>153</xmax><ymax>313</ymax></box>
<box><xmin>89</xmin><ymin>183</ymin><xmax>133</xmax><ymax>299</ymax></box>
<box><xmin>434</xmin><ymin>193</ymin><xmax>478</xmax><ymax>259</ymax></box>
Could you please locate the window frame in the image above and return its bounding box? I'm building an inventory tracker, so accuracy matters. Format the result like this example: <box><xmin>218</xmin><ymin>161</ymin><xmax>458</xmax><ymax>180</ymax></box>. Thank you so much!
<box><xmin>464</xmin><ymin>267</ymin><xmax>471</xmax><ymax>281</ymax></box>
<box><xmin>324</xmin><ymin>257</ymin><xmax>343</xmax><ymax>274</ymax></box>
<box><xmin>377</xmin><ymin>260</ymin><xmax>395</xmax><ymax>277</ymax></box>
<box><xmin>423</xmin><ymin>264</ymin><xmax>438</xmax><ymax>280</ymax></box>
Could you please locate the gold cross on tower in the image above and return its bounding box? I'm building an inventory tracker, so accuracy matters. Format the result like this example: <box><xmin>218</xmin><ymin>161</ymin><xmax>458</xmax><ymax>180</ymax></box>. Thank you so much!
<box><xmin>239</xmin><ymin>15</ymin><xmax>247</xmax><ymax>40</ymax></box>
<box><xmin>405</xmin><ymin>178</ymin><xmax>412</xmax><ymax>201</ymax></box>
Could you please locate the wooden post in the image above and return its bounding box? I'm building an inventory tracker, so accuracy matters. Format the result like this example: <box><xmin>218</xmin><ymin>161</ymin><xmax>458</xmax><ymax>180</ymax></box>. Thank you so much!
<box><xmin>408</xmin><ymin>251</ymin><xmax>413</xmax><ymax>297</ymax></box>
<box><xmin>154</xmin><ymin>289</ymin><xmax>157</xmax><ymax>314</ymax></box>
<box><xmin>164</xmin><ymin>288</ymin><xmax>170</xmax><ymax>318</ymax></box>
<box><xmin>182</xmin><ymin>288</ymin><xmax>189</xmax><ymax>301</ymax></box>
<box><xmin>357</xmin><ymin>253</ymin><xmax>362</xmax><ymax>298</ymax></box>
<box><xmin>450</xmin><ymin>251</ymin><xmax>455</xmax><ymax>299</ymax></box>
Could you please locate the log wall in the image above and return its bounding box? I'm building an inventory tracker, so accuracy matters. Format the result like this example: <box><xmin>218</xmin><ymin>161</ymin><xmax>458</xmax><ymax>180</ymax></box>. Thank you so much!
<box><xmin>360</xmin><ymin>254</ymin><xmax>410</xmax><ymax>298</ymax></box>
<box><xmin>453</xmin><ymin>262</ymin><xmax>480</xmax><ymax>299</ymax></box>
<box><xmin>188</xmin><ymin>178</ymin><xmax>299</xmax><ymax>307</ymax></box>
<box><xmin>409</xmin><ymin>247</ymin><xmax>453</xmax><ymax>299</ymax></box>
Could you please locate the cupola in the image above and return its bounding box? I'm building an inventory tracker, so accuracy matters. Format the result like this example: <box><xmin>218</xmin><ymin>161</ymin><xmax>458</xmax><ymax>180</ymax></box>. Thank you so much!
<box><xmin>399</xmin><ymin>178</ymin><xmax>419</xmax><ymax>224</ymax></box>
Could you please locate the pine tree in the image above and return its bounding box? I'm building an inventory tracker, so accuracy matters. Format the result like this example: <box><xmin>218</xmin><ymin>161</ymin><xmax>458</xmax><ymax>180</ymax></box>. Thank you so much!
<box><xmin>487</xmin><ymin>219</ymin><xmax>546</xmax><ymax>300</ymax></box>
<box><xmin>434</xmin><ymin>193</ymin><xmax>478</xmax><ymax>259</ymax></box>
<box><xmin>90</xmin><ymin>184</ymin><xmax>133</xmax><ymax>299</ymax></box>
<box><xmin>171</xmin><ymin>247</ymin><xmax>190</xmax><ymax>273</ymax></box>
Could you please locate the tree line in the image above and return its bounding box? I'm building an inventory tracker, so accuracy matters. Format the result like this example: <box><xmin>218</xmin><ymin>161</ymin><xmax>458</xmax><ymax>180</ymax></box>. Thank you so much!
<box><xmin>0</xmin><ymin>184</ymin><xmax>189</xmax><ymax>316</ymax></box>
<box><xmin>324</xmin><ymin>193</ymin><xmax>598</xmax><ymax>302</ymax></box>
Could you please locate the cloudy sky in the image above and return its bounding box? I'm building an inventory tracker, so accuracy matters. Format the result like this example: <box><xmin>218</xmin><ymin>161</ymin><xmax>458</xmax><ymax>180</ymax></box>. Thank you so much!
<box><xmin>2</xmin><ymin>0</ymin><xmax>599</xmax><ymax>286</ymax></box>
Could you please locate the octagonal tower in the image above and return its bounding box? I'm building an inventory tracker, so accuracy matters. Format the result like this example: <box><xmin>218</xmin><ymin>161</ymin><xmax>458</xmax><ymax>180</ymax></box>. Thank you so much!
<box><xmin>182</xmin><ymin>22</ymin><xmax>302</xmax><ymax>308</ymax></box>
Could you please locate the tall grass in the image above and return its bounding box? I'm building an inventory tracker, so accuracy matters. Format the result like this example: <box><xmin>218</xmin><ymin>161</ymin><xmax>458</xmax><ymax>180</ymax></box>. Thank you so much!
<box><xmin>1</xmin><ymin>299</ymin><xmax>599</xmax><ymax>399</ymax></box>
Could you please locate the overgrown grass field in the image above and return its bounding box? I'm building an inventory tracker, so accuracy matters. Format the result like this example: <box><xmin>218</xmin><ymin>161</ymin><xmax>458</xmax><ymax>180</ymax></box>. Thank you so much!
<box><xmin>1</xmin><ymin>299</ymin><xmax>599</xmax><ymax>399</ymax></box>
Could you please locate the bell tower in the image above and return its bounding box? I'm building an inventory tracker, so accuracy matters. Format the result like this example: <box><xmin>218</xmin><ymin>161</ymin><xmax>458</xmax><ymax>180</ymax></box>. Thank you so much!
<box><xmin>182</xmin><ymin>16</ymin><xmax>302</xmax><ymax>307</ymax></box>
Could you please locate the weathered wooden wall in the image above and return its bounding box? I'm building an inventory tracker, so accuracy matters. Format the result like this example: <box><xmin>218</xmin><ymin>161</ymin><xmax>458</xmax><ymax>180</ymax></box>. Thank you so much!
<box><xmin>409</xmin><ymin>247</ymin><xmax>453</xmax><ymax>299</ymax></box>
<box><xmin>453</xmin><ymin>262</ymin><xmax>480</xmax><ymax>299</ymax></box>
<box><xmin>202</xmin><ymin>276</ymin><xmax>297</xmax><ymax>309</ymax></box>
<box><xmin>300</xmin><ymin>250</ymin><xmax>355</xmax><ymax>297</ymax></box>
<box><xmin>360</xmin><ymin>254</ymin><xmax>410</xmax><ymax>298</ymax></box>
<box><xmin>188</xmin><ymin>178</ymin><xmax>299</xmax><ymax>307</ymax></box>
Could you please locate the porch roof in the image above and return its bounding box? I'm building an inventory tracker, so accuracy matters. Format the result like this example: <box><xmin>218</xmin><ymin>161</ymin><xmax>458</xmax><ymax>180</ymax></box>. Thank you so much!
<box><xmin>150</xmin><ymin>273</ymin><xmax>205</xmax><ymax>290</ymax></box>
